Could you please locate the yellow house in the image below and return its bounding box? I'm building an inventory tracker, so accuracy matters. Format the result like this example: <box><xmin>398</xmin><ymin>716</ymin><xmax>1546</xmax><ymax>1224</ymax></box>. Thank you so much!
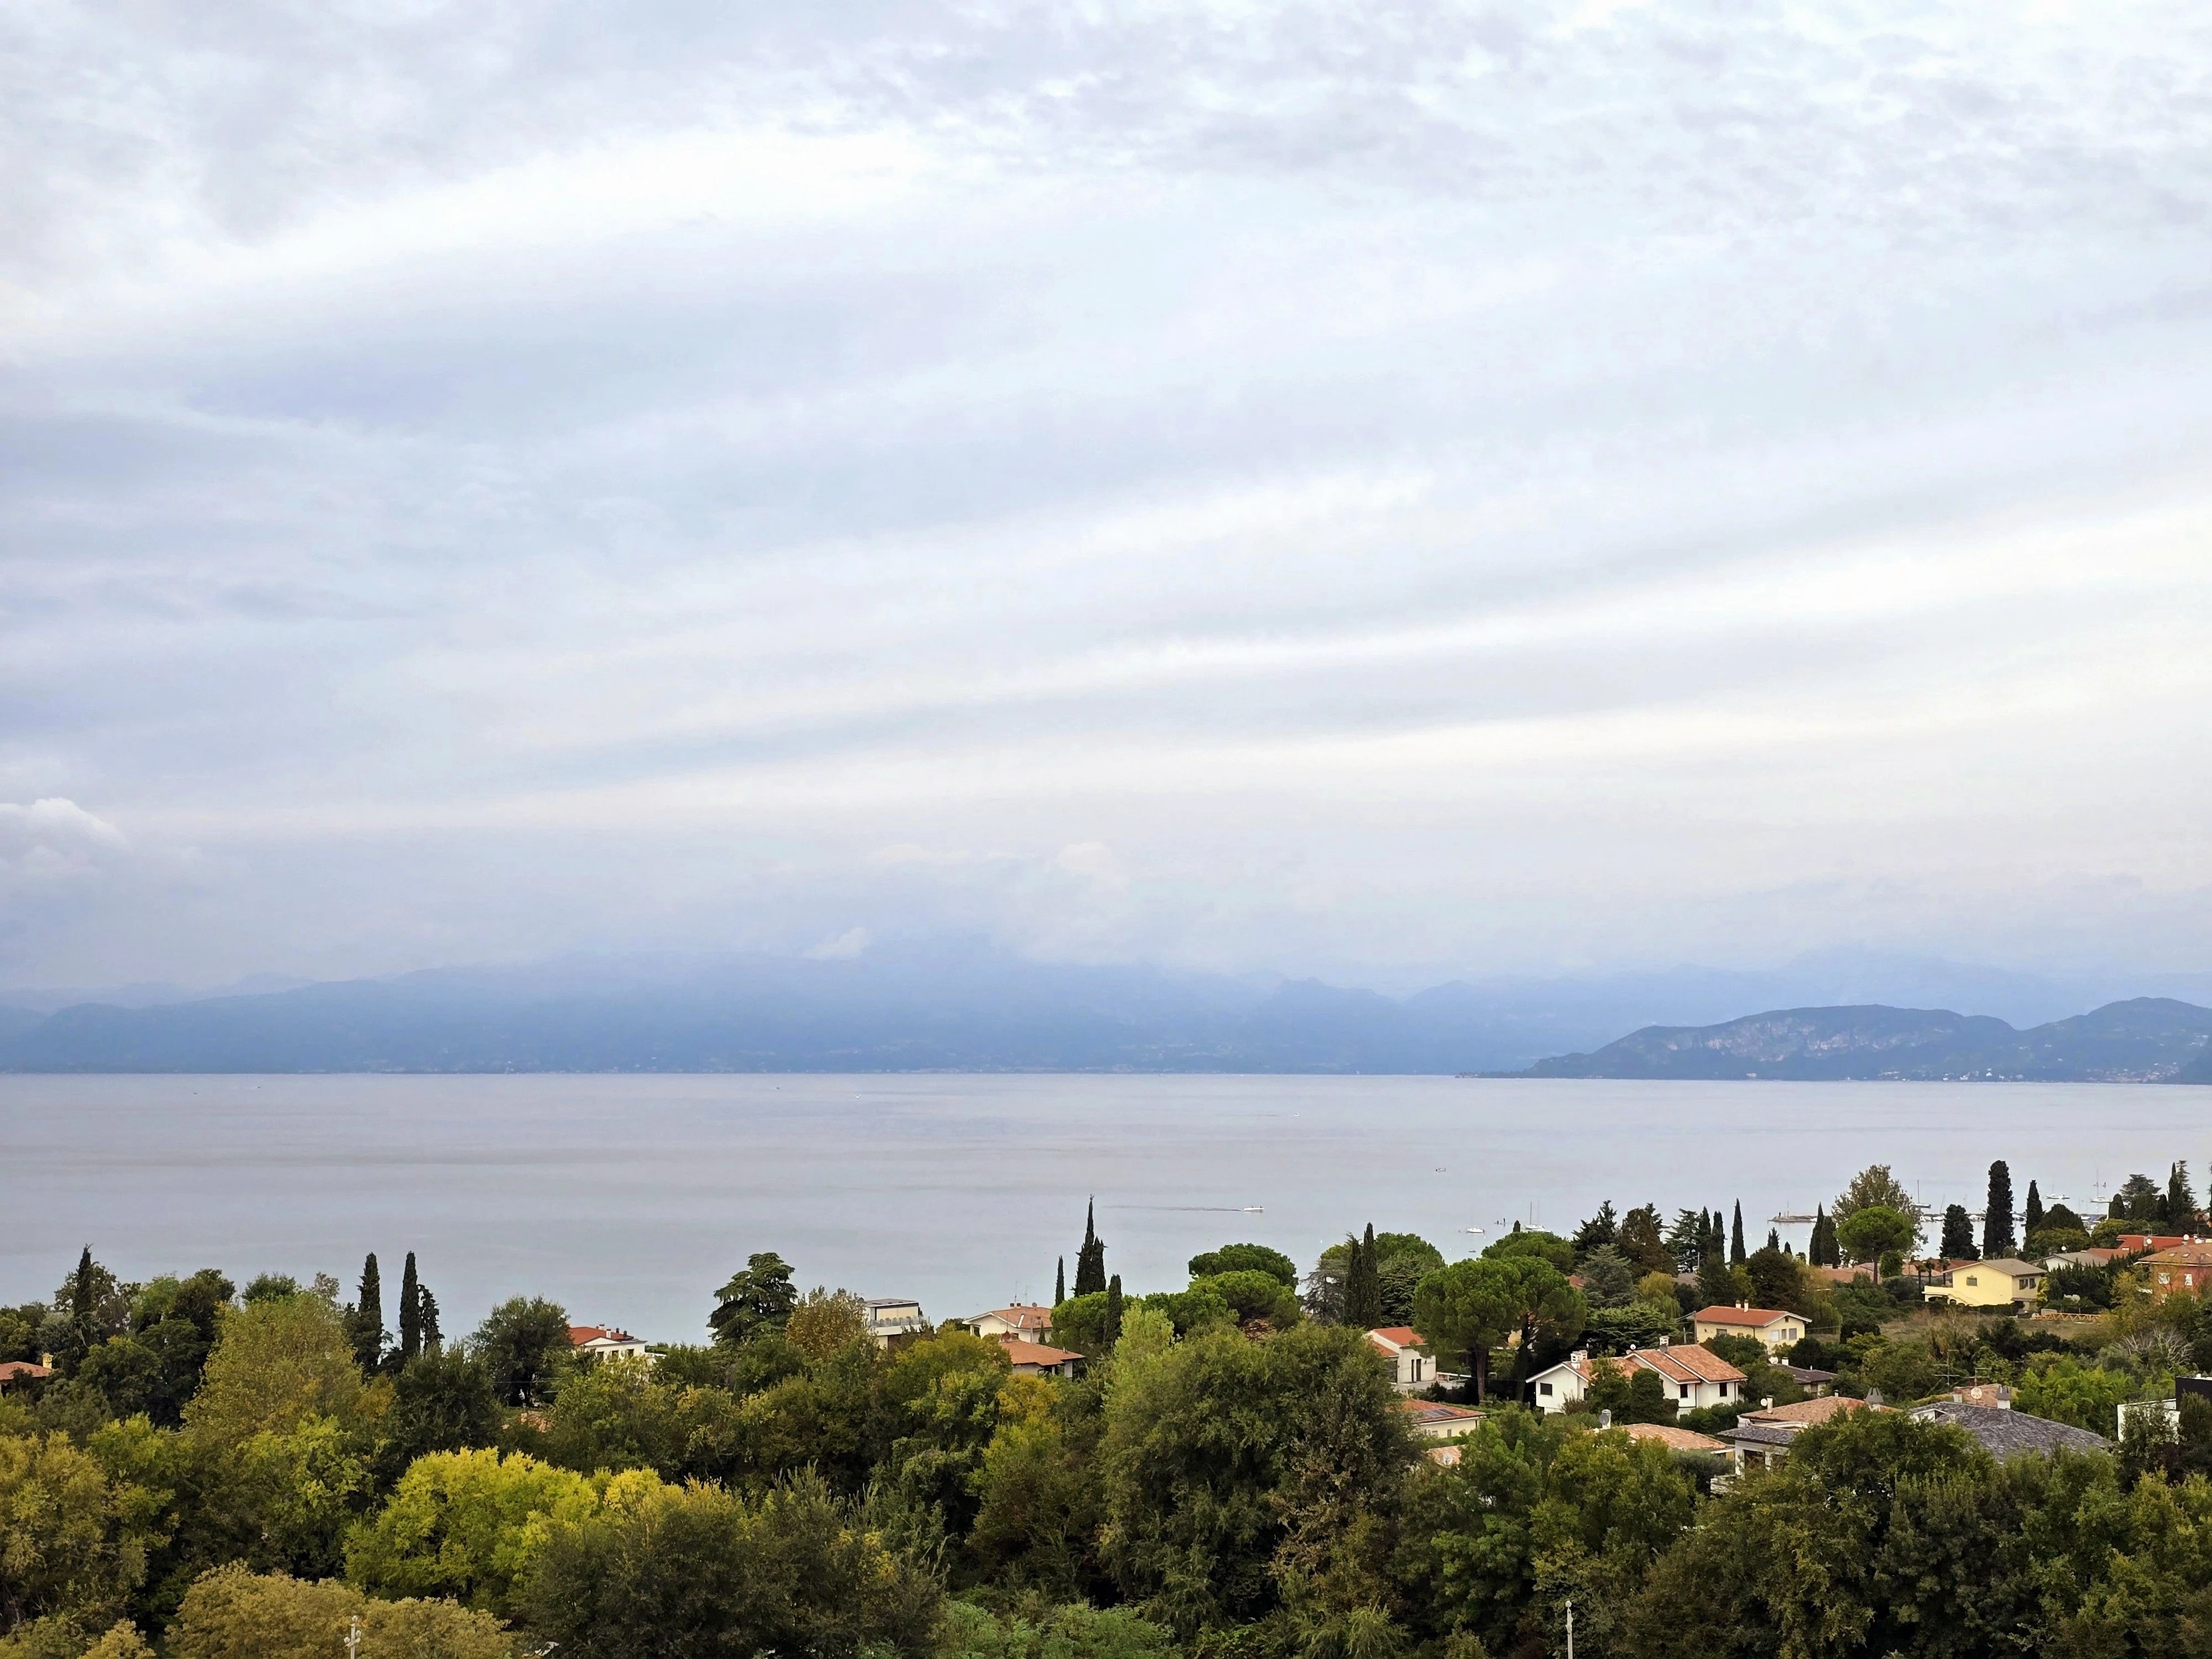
<box><xmin>1692</xmin><ymin>1304</ymin><xmax>1806</xmax><ymax>1353</ymax></box>
<box><xmin>1925</xmin><ymin>1259</ymin><xmax>2042</xmax><ymax>1308</ymax></box>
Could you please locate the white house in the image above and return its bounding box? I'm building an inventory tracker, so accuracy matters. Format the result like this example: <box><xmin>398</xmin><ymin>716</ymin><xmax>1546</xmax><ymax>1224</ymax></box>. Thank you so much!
<box><xmin>569</xmin><ymin>1325</ymin><xmax>652</xmax><ymax>1364</ymax></box>
<box><xmin>862</xmin><ymin>1298</ymin><xmax>929</xmax><ymax>1345</ymax></box>
<box><xmin>1364</xmin><ymin>1326</ymin><xmax>1434</xmax><ymax>1392</ymax></box>
<box><xmin>961</xmin><ymin>1305</ymin><xmax>1055</xmax><ymax>1342</ymax></box>
<box><xmin>1526</xmin><ymin>1344</ymin><xmax>1748</xmax><ymax>1417</ymax></box>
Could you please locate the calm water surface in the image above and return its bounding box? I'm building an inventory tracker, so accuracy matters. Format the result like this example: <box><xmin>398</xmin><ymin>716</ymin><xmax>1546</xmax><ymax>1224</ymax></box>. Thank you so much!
<box><xmin>3</xmin><ymin>1074</ymin><xmax>2201</xmax><ymax>1342</ymax></box>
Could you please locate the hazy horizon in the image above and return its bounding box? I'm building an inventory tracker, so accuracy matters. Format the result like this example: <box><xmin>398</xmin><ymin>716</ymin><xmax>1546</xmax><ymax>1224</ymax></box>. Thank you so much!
<box><xmin>5</xmin><ymin>5</ymin><xmax>2210</xmax><ymax>992</ymax></box>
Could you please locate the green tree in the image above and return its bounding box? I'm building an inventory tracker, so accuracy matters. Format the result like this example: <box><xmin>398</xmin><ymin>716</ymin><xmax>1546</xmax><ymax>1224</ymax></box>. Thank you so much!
<box><xmin>397</xmin><ymin>1252</ymin><xmax>422</xmax><ymax>1366</ymax></box>
<box><xmin>345</xmin><ymin>1253</ymin><xmax>385</xmax><ymax>1378</ymax></box>
<box><xmin>1730</xmin><ymin>1201</ymin><xmax>1746</xmax><ymax>1266</ymax></box>
<box><xmin>1482</xmin><ymin>1228</ymin><xmax>1576</xmax><ymax>1273</ymax></box>
<box><xmin>1393</xmin><ymin>1409</ymin><xmax>1695</xmax><ymax>1657</ymax></box>
<box><xmin>523</xmin><ymin>1471</ymin><xmax>941</xmax><ymax>1658</ymax></box>
<box><xmin>183</xmin><ymin>1294</ymin><xmax>364</xmax><ymax>1446</ymax></box>
<box><xmin>1055</xmin><ymin>1258</ymin><xmax>1066</xmax><ymax>1306</ymax></box>
<box><xmin>1413</xmin><ymin>1256</ymin><xmax>1585</xmax><ymax>1403</ymax></box>
<box><xmin>0</xmin><ymin>1430</ymin><xmax>157</xmax><ymax>1637</ymax></box>
<box><xmin>783</xmin><ymin>1288</ymin><xmax>868</xmax><ymax>1360</ymax></box>
<box><xmin>1344</xmin><ymin>1225</ymin><xmax>1381</xmax><ymax>1329</ymax></box>
<box><xmin>1983</xmin><ymin>1161</ymin><xmax>2016</xmax><ymax>1259</ymax></box>
<box><xmin>375</xmin><ymin>1349</ymin><xmax>504</xmax><ymax>1483</ymax></box>
<box><xmin>1103</xmin><ymin>1276</ymin><xmax>1125</xmax><ymax>1348</ymax></box>
<box><xmin>1578</xmin><ymin>1246</ymin><xmax>1637</xmax><ymax>1310</ymax></box>
<box><xmin>2170</xmin><ymin>1161</ymin><xmax>2199</xmax><ymax>1231</ymax></box>
<box><xmin>474</xmin><ymin>1296</ymin><xmax>572</xmax><ymax>1407</ymax></box>
<box><xmin>1809</xmin><ymin>1204</ymin><xmax>1838</xmax><ymax>1267</ymax></box>
<box><xmin>167</xmin><ymin>1564</ymin><xmax>512</xmax><ymax>1659</ymax></box>
<box><xmin>1074</xmin><ymin>1201</ymin><xmax>1108</xmax><ymax>1298</ymax></box>
<box><xmin>710</xmin><ymin>1253</ymin><xmax>797</xmax><ymax>1348</ymax></box>
<box><xmin>2113</xmin><ymin>1173</ymin><xmax>2161</xmax><ymax>1223</ymax></box>
<box><xmin>347</xmin><ymin>1447</ymin><xmax>605</xmax><ymax>1616</ymax></box>
<box><xmin>1095</xmin><ymin>1322</ymin><xmax>1412</xmax><ymax>1634</ymax></box>
<box><xmin>1618</xmin><ymin>1205</ymin><xmax>1671</xmax><ymax>1274</ymax></box>
<box><xmin>1743</xmin><ymin>1246</ymin><xmax>1808</xmax><ymax>1314</ymax></box>
<box><xmin>1187</xmin><ymin>1244</ymin><xmax>1298</xmax><ymax>1288</ymax></box>
<box><xmin>2024</xmin><ymin>1181</ymin><xmax>2046</xmax><ymax>1237</ymax></box>
<box><xmin>1941</xmin><ymin>1204</ymin><xmax>1978</xmax><ymax>1261</ymax></box>
<box><xmin>1837</xmin><ymin>1205</ymin><xmax>1916</xmax><ymax>1272</ymax></box>
<box><xmin>1573</xmin><ymin>1202</ymin><xmax>1619</xmax><ymax>1255</ymax></box>
<box><xmin>1834</xmin><ymin>1165</ymin><xmax>1916</xmax><ymax>1221</ymax></box>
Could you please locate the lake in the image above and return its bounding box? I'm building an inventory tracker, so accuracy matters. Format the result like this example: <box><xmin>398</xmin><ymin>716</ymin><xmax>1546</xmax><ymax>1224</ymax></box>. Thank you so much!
<box><xmin>3</xmin><ymin>1074</ymin><xmax>2201</xmax><ymax>1342</ymax></box>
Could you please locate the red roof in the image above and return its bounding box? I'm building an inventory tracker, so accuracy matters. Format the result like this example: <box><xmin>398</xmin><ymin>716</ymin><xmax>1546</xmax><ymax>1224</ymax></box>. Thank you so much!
<box><xmin>2122</xmin><ymin>1235</ymin><xmax>2192</xmax><ymax>1253</ymax></box>
<box><xmin>0</xmin><ymin>1361</ymin><xmax>51</xmax><ymax>1383</ymax></box>
<box><xmin>1694</xmin><ymin>1305</ymin><xmax>1796</xmax><ymax>1329</ymax></box>
<box><xmin>1623</xmin><ymin>1422</ymin><xmax>1726</xmax><ymax>1451</ymax></box>
<box><xmin>569</xmin><ymin>1325</ymin><xmax>636</xmax><ymax>1346</ymax></box>
<box><xmin>974</xmin><ymin>1306</ymin><xmax>1054</xmax><ymax>1331</ymax></box>
<box><xmin>999</xmin><ymin>1337</ymin><xmax>1082</xmax><ymax>1368</ymax></box>
<box><xmin>1365</xmin><ymin>1326</ymin><xmax>1426</xmax><ymax>1351</ymax></box>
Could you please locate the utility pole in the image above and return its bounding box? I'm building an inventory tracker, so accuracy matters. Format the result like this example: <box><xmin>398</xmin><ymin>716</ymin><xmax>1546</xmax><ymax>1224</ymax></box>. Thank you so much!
<box><xmin>345</xmin><ymin>1617</ymin><xmax>361</xmax><ymax>1659</ymax></box>
<box><xmin>1565</xmin><ymin>1598</ymin><xmax>1574</xmax><ymax>1659</ymax></box>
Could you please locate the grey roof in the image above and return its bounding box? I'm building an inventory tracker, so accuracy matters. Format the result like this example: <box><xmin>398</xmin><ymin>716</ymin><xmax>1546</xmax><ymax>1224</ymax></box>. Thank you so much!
<box><xmin>1909</xmin><ymin>1402</ymin><xmax>2109</xmax><ymax>1456</ymax></box>
<box><xmin>1782</xmin><ymin>1364</ymin><xmax>1837</xmax><ymax>1384</ymax></box>
<box><xmin>1719</xmin><ymin>1423</ymin><xmax>1800</xmax><ymax>1449</ymax></box>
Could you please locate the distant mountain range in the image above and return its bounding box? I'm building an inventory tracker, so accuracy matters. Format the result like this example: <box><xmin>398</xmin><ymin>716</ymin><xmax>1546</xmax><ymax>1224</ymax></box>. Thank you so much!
<box><xmin>0</xmin><ymin>944</ymin><xmax>2207</xmax><ymax>1077</ymax></box>
<box><xmin>1514</xmin><ymin>998</ymin><xmax>2212</xmax><ymax>1082</ymax></box>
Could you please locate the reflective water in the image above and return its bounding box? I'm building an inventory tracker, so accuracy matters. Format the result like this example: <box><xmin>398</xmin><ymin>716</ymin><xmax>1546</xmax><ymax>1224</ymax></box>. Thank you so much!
<box><xmin>3</xmin><ymin>1073</ymin><xmax>2197</xmax><ymax>1340</ymax></box>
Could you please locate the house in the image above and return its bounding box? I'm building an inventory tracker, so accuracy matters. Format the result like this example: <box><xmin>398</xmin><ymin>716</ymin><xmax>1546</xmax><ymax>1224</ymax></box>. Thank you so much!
<box><xmin>0</xmin><ymin>1360</ymin><xmax>51</xmax><ymax>1394</ymax></box>
<box><xmin>862</xmin><ymin>1298</ymin><xmax>929</xmax><ymax>1345</ymax></box>
<box><xmin>996</xmin><ymin>1336</ymin><xmax>1082</xmax><ymax>1378</ymax></box>
<box><xmin>961</xmin><ymin>1305</ymin><xmax>1054</xmax><ymax>1342</ymax></box>
<box><xmin>2120</xmin><ymin>1235</ymin><xmax>2193</xmax><ymax>1254</ymax></box>
<box><xmin>1808</xmin><ymin>1265</ymin><xmax>1875</xmax><ymax>1287</ymax></box>
<box><xmin>1525</xmin><ymin>1344</ymin><xmax>1747</xmax><ymax>1417</ymax></box>
<box><xmin>569</xmin><ymin>1325</ymin><xmax>652</xmax><ymax>1363</ymax></box>
<box><xmin>1400</xmin><ymin>1400</ymin><xmax>1484</xmax><ymax>1443</ymax></box>
<box><xmin>1692</xmin><ymin>1304</ymin><xmax>1806</xmax><ymax>1352</ymax></box>
<box><xmin>2043</xmin><ymin>1248</ymin><xmax>2124</xmax><ymax>1271</ymax></box>
<box><xmin>2142</xmin><ymin>1244</ymin><xmax>2212</xmax><ymax>1296</ymax></box>
<box><xmin>1364</xmin><ymin>1327</ymin><xmax>1435</xmax><ymax>1392</ymax></box>
<box><xmin>1622</xmin><ymin>1422</ymin><xmax>1728</xmax><ymax>1454</ymax></box>
<box><xmin>1780</xmin><ymin>1364</ymin><xmax>1837</xmax><ymax>1396</ymax></box>
<box><xmin>1908</xmin><ymin>1400</ymin><xmax>2108</xmax><ymax>1457</ymax></box>
<box><xmin>1925</xmin><ymin>1259</ymin><xmax>2043</xmax><ymax>1308</ymax></box>
<box><xmin>1947</xmin><ymin>1383</ymin><xmax>2012</xmax><ymax>1409</ymax></box>
<box><xmin>1720</xmin><ymin>1394</ymin><xmax>1885</xmax><ymax>1472</ymax></box>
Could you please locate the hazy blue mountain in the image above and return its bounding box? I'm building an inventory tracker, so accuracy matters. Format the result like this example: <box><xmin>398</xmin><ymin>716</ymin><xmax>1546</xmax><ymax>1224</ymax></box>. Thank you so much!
<box><xmin>1517</xmin><ymin>997</ymin><xmax>2212</xmax><ymax>1082</ymax></box>
<box><xmin>1</xmin><ymin>943</ymin><xmax>2205</xmax><ymax>1075</ymax></box>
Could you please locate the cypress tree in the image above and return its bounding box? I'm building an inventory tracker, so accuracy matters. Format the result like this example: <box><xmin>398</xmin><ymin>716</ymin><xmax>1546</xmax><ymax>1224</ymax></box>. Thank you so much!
<box><xmin>1730</xmin><ymin>1201</ymin><xmax>1747</xmax><ymax>1265</ymax></box>
<box><xmin>1055</xmin><ymin>1257</ymin><xmax>1066</xmax><ymax>1306</ymax></box>
<box><xmin>1941</xmin><ymin>1204</ymin><xmax>1978</xmax><ymax>1261</ymax></box>
<box><xmin>2169</xmin><ymin>1163</ymin><xmax>2199</xmax><ymax>1232</ymax></box>
<box><xmin>1982</xmin><ymin>1162</ymin><xmax>2016</xmax><ymax>1259</ymax></box>
<box><xmin>350</xmin><ymin>1252</ymin><xmax>386</xmax><ymax>1376</ymax></box>
<box><xmin>2024</xmin><ymin>1181</ymin><xmax>2046</xmax><ymax>1238</ymax></box>
<box><xmin>1104</xmin><ymin>1274</ymin><xmax>1124</xmax><ymax>1346</ymax></box>
<box><xmin>1074</xmin><ymin>1200</ymin><xmax>1108</xmax><ymax>1296</ymax></box>
<box><xmin>398</xmin><ymin>1251</ymin><xmax>422</xmax><ymax>1365</ymax></box>
<box><xmin>70</xmin><ymin>1246</ymin><xmax>96</xmax><ymax>1320</ymax></box>
<box><xmin>418</xmin><ymin>1286</ymin><xmax>442</xmax><ymax>1352</ymax></box>
<box><xmin>1810</xmin><ymin>1205</ymin><xmax>1836</xmax><ymax>1267</ymax></box>
<box><xmin>1766</xmin><ymin>1227</ymin><xmax>1780</xmax><ymax>1253</ymax></box>
<box><xmin>1346</xmin><ymin>1224</ymin><xmax>1382</xmax><ymax>1328</ymax></box>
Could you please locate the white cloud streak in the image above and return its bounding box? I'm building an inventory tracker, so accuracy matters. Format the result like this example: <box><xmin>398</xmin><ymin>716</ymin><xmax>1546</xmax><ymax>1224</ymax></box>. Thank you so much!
<box><xmin>1</xmin><ymin>1</ymin><xmax>2209</xmax><ymax>986</ymax></box>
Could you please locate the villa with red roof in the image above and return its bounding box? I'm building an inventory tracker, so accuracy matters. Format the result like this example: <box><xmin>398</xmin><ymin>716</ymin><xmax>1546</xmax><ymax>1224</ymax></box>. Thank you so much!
<box><xmin>1364</xmin><ymin>1326</ymin><xmax>1435</xmax><ymax>1392</ymax></box>
<box><xmin>1525</xmin><ymin>1344</ymin><xmax>1748</xmax><ymax>1416</ymax></box>
<box><xmin>569</xmin><ymin>1325</ymin><xmax>651</xmax><ymax>1362</ymax></box>
<box><xmin>997</xmin><ymin>1336</ymin><xmax>1082</xmax><ymax>1378</ymax></box>
<box><xmin>1692</xmin><ymin>1303</ymin><xmax>1806</xmax><ymax>1352</ymax></box>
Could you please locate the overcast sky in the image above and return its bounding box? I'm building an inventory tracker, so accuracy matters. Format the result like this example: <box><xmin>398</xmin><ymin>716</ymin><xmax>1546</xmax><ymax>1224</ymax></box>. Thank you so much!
<box><xmin>3</xmin><ymin>1</ymin><xmax>2210</xmax><ymax>991</ymax></box>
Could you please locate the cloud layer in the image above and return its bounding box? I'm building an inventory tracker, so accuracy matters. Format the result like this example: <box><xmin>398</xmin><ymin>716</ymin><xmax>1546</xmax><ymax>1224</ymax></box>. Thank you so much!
<box><xmin>3</xmin><ymin>1</ymin><xmax>2211</xmax><ymax>987</ymax></box>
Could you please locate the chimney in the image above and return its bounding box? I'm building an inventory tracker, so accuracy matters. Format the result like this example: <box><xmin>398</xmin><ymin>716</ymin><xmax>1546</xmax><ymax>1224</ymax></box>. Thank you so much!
<box><xmin>1599</xmin><ymin>1409</ymin><xmax>1613</xmax><ymax>1429</ymax></box>
<box><xmin>1571</xmin><ymin>1348</ymin><xmax>1588</xmax><ymax>1364</ymax></box>
<box><xmin>1762</xmin><ymin>1396</ymin><xmax>1774</xmax><ymax>1410</ymax></box>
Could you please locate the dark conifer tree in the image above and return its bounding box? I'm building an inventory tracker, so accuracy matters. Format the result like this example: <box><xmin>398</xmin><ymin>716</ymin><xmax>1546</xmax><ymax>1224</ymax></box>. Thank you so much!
<box><xmin>1730</xmin><ymin>1201</ymin><xmax>1747</xmax><ymax>1266</ymax></box>
<box><xmin>1346</xmin><ymin>1224</ymin><xmax>1382</xmax><ymax>1328</ymax></box>
<box><xmin>70</xmin><ymin>1245</ymin><xmax>96</xmax><ymax>1320</ymax></box>
<box><xmin>1941</xmin><ymin>1204</ymin><xmax>1978</xmax><ymax>1261</ymax></box>
<box><xmin>350</xmin><ymin>1252</ymin><xmax>387</xmax><ymax>1376</ymax></box>
<box><xmin>1074</xmin><ymin>1201</ymin><xmax>1108</xmax><ymax>1296</ymax></box>
<box><xmin>2169</xmin><ymin>1162</ymin><xmax>2199</xmax><ymax>1233</ymax></box>
<box><xmin>1104</xmin><ymin>1274</ymin><xmax>1124</xmax><ymax>1346</ymax></box>
<box><xmin>1982</xmin><ymin>1162</ymin><xmax>2016</xmax><ymax>1259</ymax></box>
<box><xmin>418</xmin><ymin>1286</ymin><xmax>442</xmax><ymax>1352</ymax></box>
<box><xmin>1810</xmin><ymin>1205</ymin><xmax>1837</xmax><ymax>1267</ymax></box>
<box><xmin>1766</xmin><ymin>1227</ymin><xmax>1781</xmax><ymax>1253</ymax></box>
<box><xmin>1055</xmin><ymin>1257</ymin><xmax>1066</xmax><ymax>1306</ymax></box>
<box><xmin>2024</xmin><ymin>1181</ymin><xmax>2046</xmax><ymax>1238</ymax></box>
<box><xmin>398</xmin><ymin>1251</ymin><xmax>422</xmax><ymax>1365</ymax></box>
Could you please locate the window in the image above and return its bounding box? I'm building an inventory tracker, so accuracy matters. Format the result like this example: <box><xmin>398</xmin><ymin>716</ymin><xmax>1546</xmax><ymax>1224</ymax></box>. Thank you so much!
<box><xmin>1539</xmin><ymin>1382</ymin><xmax>1553</xmax><ymax>1396</ymax></box>
<box><xmin>1966</xmin><ymin>1275</ymin><xmax>1978</xmax><ymax>1286</ymax></box>
<box><xmin>1680</xmin><ymin>1384</ymin><xmax>1690</xmax><ymax>1398</ymax></box>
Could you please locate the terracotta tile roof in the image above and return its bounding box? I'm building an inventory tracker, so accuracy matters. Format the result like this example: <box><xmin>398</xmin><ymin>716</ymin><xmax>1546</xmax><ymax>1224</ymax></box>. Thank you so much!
<box><xmin>1742</xmin><ymin>1394</ymin><xmax>1881</xmax><ymax>1428</ymax></box>
<box><xmin>1694</xmin><ymin>1305</ymin><xmax>1796</xmax><ymax>1328</ymax></box>
<box><xmin>2121</xmin><ymin>1235</ymin><xmax>2191</xmax><ymax>1254</ymax></box>
<box><xmin>570</xmin><ymin>1325</ymin><xmax>637</xmax><ymax>1346</ymax></box>
<box><xmin>0</xmin><ymin>1361</ymin><xmax>51</xmax><ymax>1383</ymax></box>
<box><xmin>1809</xmin><ymin>1265</ymin><xmax>1875</xmax><ymax>1285</ymax></box>
<box><xmin>1623</xmin><ymin>1422</ymin><xmax>1726</xmax><ymax>1452</ymax></box>
<box><xmin>1657</xmin><ymin>1344</ymin><xmax>1748</xmax><ymax>1384</ymax></box>
<box><xmin>2145</xmin><ymin>1245</ymin><xmax>2212</xmax><ymax>1268</ymax></box>
<box><xmin>1425</xmin><ymin>1443</ymin><xmax>1462</xmax><ymax>1466</ymax></box>
<box><xmin>1366</xmin><ymin>1326</ymin><xmax>1426</xmax><ymax>1350</ymax></box>
<box><xmin>998</xmin><ymin>1337</ymin><xmax>1082</xmax><ymax>1367</ymax></box>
